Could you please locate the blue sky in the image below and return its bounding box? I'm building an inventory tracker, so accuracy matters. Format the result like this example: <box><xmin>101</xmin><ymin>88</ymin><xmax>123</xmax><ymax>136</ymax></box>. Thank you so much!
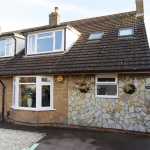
<box><xmin>0</xmin><ymin>0</ymin><xmax>150</xmax><ymax>42</ymax></box>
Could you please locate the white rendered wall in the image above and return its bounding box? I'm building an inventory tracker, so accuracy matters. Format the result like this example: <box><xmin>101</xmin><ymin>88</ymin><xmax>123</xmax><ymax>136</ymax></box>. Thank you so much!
<box><xmin>66</xmin><ymin>28</ymin><xmax>80</xmax><ymax>51</ymax></box>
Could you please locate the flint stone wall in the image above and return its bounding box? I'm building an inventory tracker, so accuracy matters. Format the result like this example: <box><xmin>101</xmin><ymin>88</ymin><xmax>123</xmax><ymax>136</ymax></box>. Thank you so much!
<box><xmin>68</xmin><ymin>75</ymin><xmax>150</xmax><ymax>132</ymax></box>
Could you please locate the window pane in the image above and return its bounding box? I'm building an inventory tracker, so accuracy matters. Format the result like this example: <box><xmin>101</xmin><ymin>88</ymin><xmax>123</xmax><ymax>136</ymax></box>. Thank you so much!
<box><xmin>97</xmin><ymin>85</ymin><xmax>117</xmax><ymax>96</ymax></box>
<box><xmin>37</xmin><ymin>37</ymin><xmax>53</xmax><ymax>52</ymax></box>
<box><xmin>28</xmin><ymin>35</ymin><xmax>35</xmax><ymax>54</ymax></box>
<box><xmin>55</xmin><ymin>31</ymin><xmax>62</xmax><ymax>50</ymax></box>
<box><xmin>42</xmin><ymin>77</ymin><xmax>51</xmax><ymax>82</ymax></box>
<box><xmin>5</xmin><ymin>40</ymin><xmax>10</xmax><ymax>56</ymax></box>
<box><xmin>19</xmin><ymin>84</ymin><xmax>36</xmax><ymax>108</ymax></box>
<box><xmin>97</xmin><ymin>78</ymin><xmax>115</xmax><ymax>82</ymax></box>
<box><xmin>38</xmin><ymin>32</ymin><xmax>52</xmax><ymax>38</ymax></box>
<box><xmin>0</xmin><ymin>40</ymin><xmax>5</xmax><ymax>56</ymax></box>
<box><xmin>6</xmin><ymin>39</ymin><xmax>14</xmax><ymax>56</ymax></box>
<box><xmin>89</xmin><ymin>32</ymin><xmax>103</xmax><ymax>40</ymax></box>
<box><xmin>42</xmin><ymin>85</ymin><xmax>50</xmax><ymax>107</ymax></box>
<box><xmin>20</xmin><ymin>77</ymin><xmax>36</xmax><ymax>83</ymax></box>
<box><xmin>119</xmin><ymin>28</ymin><xmax>133</xmax><ymax>36</ymax></box>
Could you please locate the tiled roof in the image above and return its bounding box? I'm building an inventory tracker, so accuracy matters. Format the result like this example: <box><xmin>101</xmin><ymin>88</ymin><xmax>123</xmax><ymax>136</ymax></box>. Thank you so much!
<box><xmin>0</xmin><ymin>11</ymin><xmax>149</xmax><ymax>76</ymax></box>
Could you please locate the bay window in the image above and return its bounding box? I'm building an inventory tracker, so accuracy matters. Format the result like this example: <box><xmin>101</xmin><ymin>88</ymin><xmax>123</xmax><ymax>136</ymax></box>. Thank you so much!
<box><xmin>0</xmin><ymin>38</ymin><xmax>14</xmax><ymax>57</ymax></box>
<box><xmin>27</xmin><ymin>30</ymin><xmax>64</xmax><ymax>55</ymax></box>
<box><xmin>96</xmin><ymin>74</ymin><xmax>118</xmax><ymax>98</ymax></box>
<box><xmin>13</xmin><ymin>76</ymin><xmax>54</xmax><ymax>111</ymax></box>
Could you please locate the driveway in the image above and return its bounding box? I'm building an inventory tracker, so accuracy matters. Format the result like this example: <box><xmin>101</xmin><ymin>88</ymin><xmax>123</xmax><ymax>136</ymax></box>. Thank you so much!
<box><xmin>36</xmin><ymin>128</ymin><xmax>150</xmax><ymax>150</ymax></box>
<box><xmin>0</xmin><ymin>128</ymin><xmax>44</xmax><ymax>150</ymax></box>
<box><xmin>0</xmin><ymin>123</ymin><xmax>150</xmax><ymax>150</ymax></box>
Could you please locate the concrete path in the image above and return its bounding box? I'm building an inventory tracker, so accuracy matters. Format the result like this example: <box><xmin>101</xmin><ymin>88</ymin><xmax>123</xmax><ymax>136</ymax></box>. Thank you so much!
<box><xmin>36</xmin><ymin>128</ymin><xmax>150</xmax><ymax>150</ymax></box>
<box><xmin>0</xmin><ymin>128</ymin><xmax>44</xmax><ymax>150</ymax></box>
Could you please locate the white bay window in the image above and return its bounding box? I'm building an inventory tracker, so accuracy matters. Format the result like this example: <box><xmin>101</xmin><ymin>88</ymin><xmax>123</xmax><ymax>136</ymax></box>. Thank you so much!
<box><xmin>96</xmin><ymin>74</ymin><xmax>118</xmax><ymax>98</ymax></box>
<box><xmin>13</xmin><ymin>76</ymin><xmax>54</xmax><ymax>111</ymax></box>
<box><xmin>27</xmin><ymin>30</ymin><xmax>64</xmax><ymax>55</ymax></box>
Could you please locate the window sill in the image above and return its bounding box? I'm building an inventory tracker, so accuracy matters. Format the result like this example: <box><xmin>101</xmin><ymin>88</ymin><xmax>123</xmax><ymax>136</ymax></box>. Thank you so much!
<box><xmin>0</xmin><ymin>55</ymin><xmax>14</xmax><ymax>59</ymax></box>
<box><xmin>95</xmin><ymin>95</ymin><xmax>119</xmax><ymax>99</ymax></box>
<box><xmin>26</xmin><ymin>50</ymin><xmax>64</xmax><ymax>56</ymax></box>
<box><xmin>12</xmin><ymin>106</ymin><xmax>56</xmax><ymax>112</ymax></box>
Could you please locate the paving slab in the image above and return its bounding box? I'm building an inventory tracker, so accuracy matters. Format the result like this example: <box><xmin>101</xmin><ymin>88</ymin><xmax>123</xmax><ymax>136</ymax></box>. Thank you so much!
<box><xmin>0</xmin><ymin>128</ymin><xmax>45</xmax><ymax>150</ymax></box>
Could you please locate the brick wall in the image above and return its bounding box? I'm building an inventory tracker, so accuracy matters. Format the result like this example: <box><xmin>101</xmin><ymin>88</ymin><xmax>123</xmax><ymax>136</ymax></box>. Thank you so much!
<box><xmin>0</xmin><ymin>76</ymin><xmax>68</xmax><ymax>125</ymax></box>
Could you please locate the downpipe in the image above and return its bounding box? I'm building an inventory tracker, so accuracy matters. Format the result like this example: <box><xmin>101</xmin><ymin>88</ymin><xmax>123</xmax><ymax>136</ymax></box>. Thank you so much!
<box><xmin>0</xmin><ymin>80</ymin><xmax>6</xmax><ymax>122</ymax></box>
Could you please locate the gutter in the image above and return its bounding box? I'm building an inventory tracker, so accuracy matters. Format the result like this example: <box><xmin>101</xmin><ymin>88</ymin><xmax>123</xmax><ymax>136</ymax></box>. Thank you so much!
<box><xmin>0</xmin><ymin>80</ymin><xmax>6</xmax><ymax>122</ymax></box>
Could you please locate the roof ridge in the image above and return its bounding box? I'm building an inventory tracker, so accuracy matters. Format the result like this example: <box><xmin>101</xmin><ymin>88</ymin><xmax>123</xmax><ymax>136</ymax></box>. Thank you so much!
<box><xmin>63</xmin><ymin>11</ymin><xmax>136</xmax><ymax>24</ymax></box>
<box><xmin>0</xmin><ymin>11</ymin><xmax>136</xmax><ymax>35</ymax></box>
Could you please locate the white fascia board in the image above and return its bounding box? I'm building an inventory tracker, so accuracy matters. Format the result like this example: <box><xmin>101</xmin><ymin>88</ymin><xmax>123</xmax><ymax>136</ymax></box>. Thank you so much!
<box><xmin>14</xmin><ymin>33</ymin><xmax>25</xmax><ymax>39</ymax></box>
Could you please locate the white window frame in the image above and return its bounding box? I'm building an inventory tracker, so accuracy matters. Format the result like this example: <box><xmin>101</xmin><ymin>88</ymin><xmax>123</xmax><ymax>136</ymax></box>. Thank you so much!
<box><xmin>13</xmin><ymin>76</ymin><xmax>54</xmax><ymax>111</ymax></box>
<box><xmin>0</xmin><ymin>38</ymin><xmax>14</xmax><ymax>57</ymax></box>
<box><xmin>118</xmin><ymin>27</ymin><xmax>134</xmax><ymax>37</ymax></box>
<box><xmin>27</xmin><ymin>29</ymin><xmax>64</xmax><ymax>55</ymax></box>
<box><xmin>95</xmin><ymin>74</ymin><xmax>118</xmax><ymax>98</ymax></box>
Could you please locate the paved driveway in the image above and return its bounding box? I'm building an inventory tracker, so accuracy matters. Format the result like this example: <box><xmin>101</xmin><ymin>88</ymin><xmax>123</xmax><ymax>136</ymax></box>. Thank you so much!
<box><xmin>36</xmin><ymin>128</ymin><xmax>150</xmax><ymax>150</ymax></box>
<box><xmin>0</xmin><ymin>128</ymin><xmax>44</xmax><ymax>150</ymax></box>
<box><xmin>0</xmin><ymin>123</ymin><xmax>150</xmax><ymax>150</ymax></box>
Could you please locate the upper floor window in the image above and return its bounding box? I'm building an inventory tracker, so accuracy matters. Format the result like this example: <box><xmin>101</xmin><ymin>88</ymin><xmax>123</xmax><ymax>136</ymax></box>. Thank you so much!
<box><xmin>119</xmin><ymin>28</ymin><xmax>134</xmax><ymax>37</ymax></box>
<box><xmin>0</xmin><ymin>38</ymin><xmax>14</xmax><ymax>57</ymax></box>
<box><xmin>27</xmin><ymin>30</ymin><xmax>64</xmax><ymax>55</ymax></box>
<box><xmin>88</xmin><ymin>32</ymin><xmax>104</xmax><ymax>40</ymax></box>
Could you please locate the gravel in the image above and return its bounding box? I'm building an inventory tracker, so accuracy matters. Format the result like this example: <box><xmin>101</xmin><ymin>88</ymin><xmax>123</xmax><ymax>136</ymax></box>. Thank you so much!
<box><xmin>0</xmin><ymin>128</ymin><xmax>45</xmax><ymax>150</ymax></box>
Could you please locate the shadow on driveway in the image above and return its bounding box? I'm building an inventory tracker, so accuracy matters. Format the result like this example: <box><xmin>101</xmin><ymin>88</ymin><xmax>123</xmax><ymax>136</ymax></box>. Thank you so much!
<box><xmin>36</xmin><ymin>128</ymin><xmax>150</xmax><ymax>150</ymax></box>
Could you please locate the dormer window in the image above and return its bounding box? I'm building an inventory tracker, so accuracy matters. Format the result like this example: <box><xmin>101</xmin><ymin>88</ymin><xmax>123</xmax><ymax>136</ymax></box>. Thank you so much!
<box><xmin>26</xmin><ymin>26</ymin><xmax>80</xmax><ymax>55</ymax></box>
<box><xmin>119</xmin><ymin>28</ymin><xmax>134</xmax><ymax>37</ymax></box>
<box><xmin>27</xmin><ymin>30</ymin><xmax>64</xmax><ymax>55</ymax></box>
<box><xmin>88</xmin><ymin>32</ymin><xmax>104</xmax><ymax>40</ymax></box>
<box><xmin>0</xmin><ymin>38</ymin><xmax>14</xmax><ymax>57</ymax></box>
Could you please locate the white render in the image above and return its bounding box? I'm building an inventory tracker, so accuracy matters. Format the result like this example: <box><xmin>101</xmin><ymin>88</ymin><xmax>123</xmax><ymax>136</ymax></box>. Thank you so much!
<box><xmin>66</xmin><ymin>26</ymin><xmax>80</xmax><ymax>51</ymax></box>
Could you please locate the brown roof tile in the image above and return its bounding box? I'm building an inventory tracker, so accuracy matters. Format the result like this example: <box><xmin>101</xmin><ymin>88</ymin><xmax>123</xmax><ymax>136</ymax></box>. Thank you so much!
<box><xmin>0</xmin><ymin>11</ymin><xmax>149</xmax><ymax>76</ymax></box>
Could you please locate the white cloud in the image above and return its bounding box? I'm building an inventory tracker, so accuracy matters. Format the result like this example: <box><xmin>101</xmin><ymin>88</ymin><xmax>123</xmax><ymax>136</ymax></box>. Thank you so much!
<box><xmin>14</xmin><ymin>0</ymin><xmax>49</xmax><ymax>7</ymax></box>
<box><xmin>0</xmin><ymin>0</ymin><xmax>49</xmax><ymax>32</ymax></box>
<box><xmin>0</xmin><ymin>0</ymin><xmax>103</xmax><ymax>32</ymax></box>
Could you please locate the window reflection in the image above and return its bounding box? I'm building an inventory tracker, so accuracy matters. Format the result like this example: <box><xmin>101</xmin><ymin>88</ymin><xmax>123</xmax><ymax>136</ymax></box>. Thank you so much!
<box><xmin>19</xmin><ymin>84</ymin><xmax>36</xmax><ymax>108</ymax></box>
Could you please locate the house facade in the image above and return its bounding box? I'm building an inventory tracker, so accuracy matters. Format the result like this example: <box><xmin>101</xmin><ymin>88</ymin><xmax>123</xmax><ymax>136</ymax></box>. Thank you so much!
<box><xmin>0</xmin><ymin>0</ymin><xmax>150</xmax><ymax>133</ymax></box>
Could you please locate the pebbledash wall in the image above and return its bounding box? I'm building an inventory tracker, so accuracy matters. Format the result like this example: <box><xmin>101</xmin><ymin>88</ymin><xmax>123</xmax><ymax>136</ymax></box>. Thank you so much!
<box><xmin>68</xmin><ymin>75</ymin><xmax>150</xmax><ymax>133</ymax></box>
<box><xmin>0</xmin><ymin>74</ymin><xmax>150</xmax><ymax>132</ymax></box>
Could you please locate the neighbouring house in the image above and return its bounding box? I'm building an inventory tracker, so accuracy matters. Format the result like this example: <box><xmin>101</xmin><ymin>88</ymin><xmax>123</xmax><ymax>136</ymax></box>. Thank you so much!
<box><xmin>0</xmin><ymin>0</ymin><xmax>150</xmax><ymax>133</ymax></box>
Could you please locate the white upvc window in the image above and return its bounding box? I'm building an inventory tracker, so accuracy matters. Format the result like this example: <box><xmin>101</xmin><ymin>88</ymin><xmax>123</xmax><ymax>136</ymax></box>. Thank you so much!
<box><xmin>95</xmin><ymin>74</ymin><xmax>118</xmax><ymax>98</ymax></box>
<box><xmin>13</xmin><ymin>76</ymin><xmax>54</xmax><ymax>111</ymax></box>
<box><xmin>0</xmin><ymin>38</ymin><xmax>14</xmax><ymax>57</ymax></box>
<box><xmin>27</xmin><ymin>30</ymin><xmax>64</xmax><ymax>55</ymax></box>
